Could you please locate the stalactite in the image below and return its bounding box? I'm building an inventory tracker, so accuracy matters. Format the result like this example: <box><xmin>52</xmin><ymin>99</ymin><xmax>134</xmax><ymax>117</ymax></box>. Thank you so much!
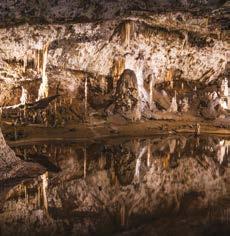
<box><xmin>149</xmin><ymin>75</ymin><xmax>154</xmax><ymax>110</ymax></box>
<box><xmin>37</xmin><ymin>50</ymin><xmax>41</xmax><ymax>73</ymax></box>
<box><xmin>37</xmin><ymin>42</ymin><xmax>50</xmax><ymax>100</ymax></box>
<box><xmin>23</xmin><ymin>54</ymin><xmax>27</xmax><ymax>73</ymax></box>
<box><xmin>182</xmin><ymin>31</ymin><xmax>188</xmax><ymax>48</ymax></box>
<box><xmin>162</xmin><ymin>154</ymin><xmax>170</xmax><ymax>169</ymax></box>
<box><xmin>112</xmin><ymin>57</ymin><xmax>125</xmax><ymax>87</ymax></box>
<box><xmin>84</xmin><ymin>77</ymin><xmax>88</xmax><ymax>121</ymax></box>
<box><xmin>121</xmin><ymin>21</ymin><xmax>134</xmax><ymax>46</ymax></box>
<box><xmin>165</xmin><ymin>68</ymin><xmax>174</xmax><ymax>84</ymax></box>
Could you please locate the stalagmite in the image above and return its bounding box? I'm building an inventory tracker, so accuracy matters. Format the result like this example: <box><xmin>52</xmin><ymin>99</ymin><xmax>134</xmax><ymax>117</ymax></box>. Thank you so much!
<box><xmin>168</xmin><ymin>93</ymin><xmax>178</xmax><ymax>112</ymax></box>
<box><xmin>181</xmin><ymin>97</ymin><xmax>189</xmax><ymax>112</ymax></box>
<box><xmin>20</xmin><ymin>86</ymin><xmax>28</xmax><ymax>105</ymax></box>
<box><xmin>37</xmin><ymin>42</ymin><xmax>50</xmax><ymax>100</ymax></box>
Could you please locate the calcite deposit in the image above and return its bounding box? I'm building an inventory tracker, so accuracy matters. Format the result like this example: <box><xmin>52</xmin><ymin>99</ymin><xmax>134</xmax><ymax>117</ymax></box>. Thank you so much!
<box><xmin>0</xmin><ymin>0</ymin><xmax>229</xmax><ymax>126</ymax></box>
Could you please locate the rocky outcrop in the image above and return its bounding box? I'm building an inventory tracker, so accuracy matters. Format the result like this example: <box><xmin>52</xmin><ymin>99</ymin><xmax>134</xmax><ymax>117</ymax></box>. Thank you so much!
<box><xmin>0</xmin><ymin>129</ymin><xmax>45</xmax><ymax>192</ymax></box>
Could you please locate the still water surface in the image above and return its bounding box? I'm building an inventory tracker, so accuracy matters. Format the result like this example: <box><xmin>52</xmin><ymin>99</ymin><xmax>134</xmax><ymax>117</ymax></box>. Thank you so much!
<box><xmin>0</xmin><ymin>135</ymin><xmax>230</xmax><ymax>235</ymax></box>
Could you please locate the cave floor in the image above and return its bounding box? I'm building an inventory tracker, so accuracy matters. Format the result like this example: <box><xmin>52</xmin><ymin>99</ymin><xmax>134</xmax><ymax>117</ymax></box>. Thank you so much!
<box><xmin>2</xmin><ymin>115</ymin><xmax>230</xmax><ymax>146</ymax></box>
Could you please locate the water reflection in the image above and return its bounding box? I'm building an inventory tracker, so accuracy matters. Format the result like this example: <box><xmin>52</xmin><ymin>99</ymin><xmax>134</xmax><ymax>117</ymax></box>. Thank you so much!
<box><xmin>0</xmin><ymin>135</ymin><xmax>230</xmax><ymax>235</ymax></box>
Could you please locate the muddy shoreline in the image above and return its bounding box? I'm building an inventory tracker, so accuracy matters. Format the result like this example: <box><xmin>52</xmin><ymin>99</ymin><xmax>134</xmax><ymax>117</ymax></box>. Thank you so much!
<box><xmin>2</xmin><ymin>118</ymin><xmax>230</xmax><ymax>147</ymax></box>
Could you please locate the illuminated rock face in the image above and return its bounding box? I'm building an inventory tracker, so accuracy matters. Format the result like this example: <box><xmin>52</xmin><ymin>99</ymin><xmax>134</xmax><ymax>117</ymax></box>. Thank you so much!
<box><xmin>0</xmin><ymin>2</ymin><xmax>229</xmax><ymax>123</ymax></box>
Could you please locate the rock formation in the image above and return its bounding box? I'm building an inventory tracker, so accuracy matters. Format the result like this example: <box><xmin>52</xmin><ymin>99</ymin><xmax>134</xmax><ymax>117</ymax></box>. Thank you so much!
<box><xmin>0</xmin><ymin>1</ymin><xmax>228</xmax><ymax>125</ymax></box>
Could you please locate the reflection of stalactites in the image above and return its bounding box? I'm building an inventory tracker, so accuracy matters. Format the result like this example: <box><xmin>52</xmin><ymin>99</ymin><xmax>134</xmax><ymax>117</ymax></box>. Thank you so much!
<box><xmin>120</xmin><ymin>204</ymin><xmax>126</xmax><ymax>227</ymax></box>
<box><xmin>217</xmin><ymin>140</ymin><xmax>226</xmax><ymax>164</ymax></box>
<box><xmin>134</xmin><ymin>146</ymin><xmax>147</xmax><ymax>184</ymax></box>
<box><xmin>41</xmin><ymin>171</ymin><xmax>49</xmax><ymax>212</ymax></box>
<box><xmin>35</xmin><ymin>49</ymin><xmax>41</xmax><ymax>73</ymax></box>
<box><xmin>83</xmin><ymin>147</ymin><xmax>87</xmax><ymax>178</ymax></box>
<box><xmin>121</xmin><ymin>21</ymin><xmax>134</xmax><ymax>46</ymax></box>
<box><xmin>195</xmin><ymin>123</ymin><xmax>201</xmax><ymax>136</ymax></box>
<box><xmin>37</xmin><ymin>185</ymin><xmax>41</xmax><ymax>208</ymax></box>
<box><xmin>24</xmin><ymin>184</ymin><xmax>28</xmax><ymax>203</ymax></box>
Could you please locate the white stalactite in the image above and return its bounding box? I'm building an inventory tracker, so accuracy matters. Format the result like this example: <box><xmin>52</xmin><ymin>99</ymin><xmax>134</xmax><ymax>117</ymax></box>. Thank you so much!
<box><xmin>84</xmin><ymin>77</ymin><xmax>88</xmax><ymax>119</ymax></box>
<box><xmin>37</xmin><ymin>42</ymin><xmax>50</xmax><ymax>100</ymax></box>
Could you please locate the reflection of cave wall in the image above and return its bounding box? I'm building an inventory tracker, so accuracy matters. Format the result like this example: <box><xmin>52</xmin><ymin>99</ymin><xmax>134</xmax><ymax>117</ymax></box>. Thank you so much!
<box><xmin>1</xmin><ymin>136</ymin><xmax>229</xmax><ymax>235</ymax></box>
